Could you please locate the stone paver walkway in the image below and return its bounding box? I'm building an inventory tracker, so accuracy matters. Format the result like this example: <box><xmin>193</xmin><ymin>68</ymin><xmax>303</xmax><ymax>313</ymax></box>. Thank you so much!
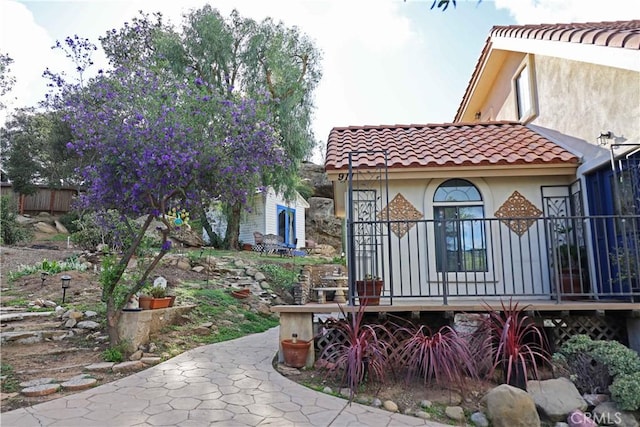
<box><xmin>1</xmin><ymin>328</ymin><xmax>448</xmax><ymax>426</ymax></box>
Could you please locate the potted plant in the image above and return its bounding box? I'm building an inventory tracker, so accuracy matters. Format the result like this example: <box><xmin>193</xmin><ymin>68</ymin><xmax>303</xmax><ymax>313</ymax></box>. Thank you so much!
<box><xmin>281</xmin><ymin>333</ymin><xmax>312</xmax><ymax>368</ymax></box>
<box><xmin>556</xmin><ymin>243</ymin><xmax>589</xmax><ymax>298</ymax></box>
<box><xmin>610</xmin><ymin>233</ymin><xmax>640</xmax><ymax>300</ymax></box>
<box><xmin>355</xmin><ymin>274</ymin><xmax>383</xmax><ymax>306</ymax></box>
<box><xmin>148</xmin><ymin>286</ymin><xmax>172</xmax><ymax>309</ymax></box>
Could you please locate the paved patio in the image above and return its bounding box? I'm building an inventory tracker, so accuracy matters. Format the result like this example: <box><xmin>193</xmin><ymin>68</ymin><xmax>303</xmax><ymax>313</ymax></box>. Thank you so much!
<box><xmin>1</xmin><ymin>327</ymin><xmax>448</xmax><ymax>426</ymax></box>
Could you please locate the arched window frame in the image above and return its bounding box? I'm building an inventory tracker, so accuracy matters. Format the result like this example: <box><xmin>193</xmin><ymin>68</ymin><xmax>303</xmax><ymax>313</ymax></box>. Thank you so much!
<box><xmin>433</xmin><ymin>179</ymin><xmax>488</xmax><ymax>273</ymax></box>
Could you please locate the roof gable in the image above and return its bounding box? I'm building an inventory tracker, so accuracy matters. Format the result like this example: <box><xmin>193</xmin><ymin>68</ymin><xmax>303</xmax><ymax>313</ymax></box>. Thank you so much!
<box><xmin>455</xmin><ymin>20</ymin><xmax>640</xmax><ymax>122</ymax></box>
<box><xmin>325</xmin><ymin>121</ymin><xmax>578</xmax><ymax>171</ymax></box>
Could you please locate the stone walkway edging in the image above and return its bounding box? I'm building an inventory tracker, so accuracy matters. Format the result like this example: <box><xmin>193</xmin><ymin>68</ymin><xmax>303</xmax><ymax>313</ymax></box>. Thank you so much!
<box><xmin>1</xmin><ymin>327</ymin><xmax>449</xmax><ymax>426</ymax></box>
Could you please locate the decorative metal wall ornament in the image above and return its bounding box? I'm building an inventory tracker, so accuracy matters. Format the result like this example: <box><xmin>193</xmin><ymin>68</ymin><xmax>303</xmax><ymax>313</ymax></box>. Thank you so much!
<box><xmin>494</xmin><ymin>191</ymin><xmax>543</xmax><ymax>236</ymax></box>
<box><xmin>377</xmin><ymin>193</ymin><xmax>423</xmax><ymax>238</ymax></box>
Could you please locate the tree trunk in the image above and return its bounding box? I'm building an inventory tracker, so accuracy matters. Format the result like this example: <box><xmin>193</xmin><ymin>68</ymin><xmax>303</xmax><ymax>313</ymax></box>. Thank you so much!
<box><xmin>225</xmin><ymin>202</ymin><xmax>242</xmax><ymax>250</ymax></box>
<box><xmin>106</xmin><ymin>302</ymin><xmax>122</xmax><ymax>345</ymax></box>
<box><xmin>200</xmin><ymin>204</ymin><xmax>217</xmax><ymax>247</ymax></box>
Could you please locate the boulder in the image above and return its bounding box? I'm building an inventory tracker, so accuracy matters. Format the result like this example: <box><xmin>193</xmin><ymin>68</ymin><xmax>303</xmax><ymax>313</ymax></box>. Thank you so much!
<box><xmin>567</xmin><ymin>409</ymin><xmax>597</xmax><ymax>427</ymax></box>
<box><xmin>483</xmin><ymin>384</ymin><xmax>540</xmax><ymax>427</ymax></box>
<box><xmin>54</xmin><ymin>220</ymin><xmax>69</xmax><ymax>234</ymax></box>
<box><xmin>593</xmin><ymin>402</ymin><xmax>639</xmax><ymax>427</ymax></box>
<box><xmin>299</xmin><ymin>162</ymin><xmax>333</xmax><ymax>199</ymax></box>
<box><xmin>528</xmin><ymin>377</ymin><xmax>587</xmax><ymax>422</ymax></box>
<box><xmin>33</xmin><ymin>222</ymin><xmax>58</xmax><ymax>234</ymax></box>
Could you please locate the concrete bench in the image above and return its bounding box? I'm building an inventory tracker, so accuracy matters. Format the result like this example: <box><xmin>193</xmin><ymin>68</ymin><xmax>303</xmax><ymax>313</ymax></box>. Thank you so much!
<box><xmin>311</xmin><ymin>287</ymin><xmax>349</xmax><ymax>304</ymax></box>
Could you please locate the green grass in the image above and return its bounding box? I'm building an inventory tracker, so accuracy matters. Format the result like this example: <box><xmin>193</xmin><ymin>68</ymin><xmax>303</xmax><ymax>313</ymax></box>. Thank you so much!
<box><xmin>8</xmin><ymin>256</ymin><xmax>88</xmax><ymax>282</ymax></box>
<box><xmin>1</xmin><ymin>363</ymin><xmax>20</xmax><ymax>393</ymax></box>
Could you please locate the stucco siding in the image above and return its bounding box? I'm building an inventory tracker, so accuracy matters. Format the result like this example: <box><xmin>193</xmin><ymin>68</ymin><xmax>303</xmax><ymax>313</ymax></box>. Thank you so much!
<box><xmin>349</xmin><ymin>176</ymin><xmax>571</xmax><ymax>297</ymax></box>
<box><xmin>533</xmin><ymin>55</ymin><xmax>640</xmax><ymax>146</ymax></box>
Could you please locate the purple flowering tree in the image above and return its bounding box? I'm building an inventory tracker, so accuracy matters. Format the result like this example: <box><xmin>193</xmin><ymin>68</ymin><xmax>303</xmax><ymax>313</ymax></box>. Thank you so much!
<box><xmin>59</xmin><ymin>62</ymin><xmax>283</xmax><ymax>343</ymax></box>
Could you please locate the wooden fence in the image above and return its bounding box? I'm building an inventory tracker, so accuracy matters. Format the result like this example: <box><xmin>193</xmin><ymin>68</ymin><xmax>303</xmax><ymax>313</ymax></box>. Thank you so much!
<box><xmin>1</xmin><ymin>184</ymin><xmax>78</xmax><ymax>214</ymax></box>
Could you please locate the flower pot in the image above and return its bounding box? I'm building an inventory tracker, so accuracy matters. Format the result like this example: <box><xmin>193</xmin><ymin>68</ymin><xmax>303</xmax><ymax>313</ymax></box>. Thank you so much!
<box><xmin>281</xmin><ymin>339</ymin><xmax>311</xmax><ymax>368</ymax></box>
<box><xmin>139</xmin><ymin>295</ymin><xmax>152</xmax><ymax>310</ymax></box>
<box><xmin>231</xmin><ymin>290</ymin><xmax>250</xmax><ymax>299</ymax></box>
<box><xmin>168</xmin><ymin>295</ymin><xmax>176</xmax><ymax>307</ymax></box>
<box><xmin>356</xmin><ymin>279</ymin><xmax>383</xmax><ymax>306</ymax></box>
<box><xmin>149</xmin><ymin>297</ymin><xmax>172</xmax><ymax>309</ymax></box>
<box><xmin>242</xmin><ymin>243</ymin><xmax>253</xmax><ymax>251</ymax></box>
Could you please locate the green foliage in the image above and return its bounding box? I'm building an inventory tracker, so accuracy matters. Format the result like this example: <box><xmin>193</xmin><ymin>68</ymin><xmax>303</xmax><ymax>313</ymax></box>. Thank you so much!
<box><xmin>58</xmin><ymin>211</ymin><xmax>81</xmax><ymax>234</ymax></box>
<box><xmin>0</xmin><ymin>195</ymin><xmax>32</xmax><ymax>245</ymax></box>
<box><xmin>149</xmin><ymin>286</ymin><xmax>166</xmax><ymax>298</ymax></box>
<box><xmin>258</xmin><ymin>263</ymin><xmax>298</xmax><ymax>293</ymax></box>
<box><xmin>99</xmin><ymin>255</ymin><xmax>125</xmax><ymax>304</ymax></box>
<box><xmin>0</xmin><ymin>363</ymin><xmax>19</xmax><ymax>393</ymax></box>
<box><xmin>102</xmin><ymin>346</ymin><xmax>124</xmax><ymax>363</ymax></box>
<box><xmin>8</xmin><ymin>256</ymin><xmax>87</xmax><ymax>281</ymax></box>
<box><xmin>71</xmin><ymin>210</ymin><xmax>149</xmax><ymax>252</ymax></box>
<box><xmin>558</xmin><ymin>335</ymin><xmax>640</xmax><ymax>378</ymax></box>
<box><xmin>610</xmin><ymin>372</ymin><xmax>640</xmax><ymax>411</ymax></box>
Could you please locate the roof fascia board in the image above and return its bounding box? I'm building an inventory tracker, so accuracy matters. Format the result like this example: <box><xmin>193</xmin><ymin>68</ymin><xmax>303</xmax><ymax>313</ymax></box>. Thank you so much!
<box><xmin>492</xmin><ymin>36</ymin><xmax>640</xmax><ymax>71</ymax></box>
<box><xmin>326</xmin><ymin>165</ymin><xmax>577</xmax><ymax>181</ymax></box>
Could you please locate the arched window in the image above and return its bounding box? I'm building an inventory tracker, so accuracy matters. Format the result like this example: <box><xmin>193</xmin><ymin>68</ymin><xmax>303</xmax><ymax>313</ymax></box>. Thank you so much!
<box><xmin>434</xmin><ymin>179</ymin><xmax>487</xmax><ymax>272</ymax></box>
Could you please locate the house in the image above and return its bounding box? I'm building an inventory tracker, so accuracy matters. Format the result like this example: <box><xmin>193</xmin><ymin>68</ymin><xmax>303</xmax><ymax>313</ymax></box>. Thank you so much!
<box><xmin>324</xmin><ymin>20</ymin><xmax>640</xmax><ymax>304</ymax></box>
<box><xmin>204</xmin><ymin>187</ymin><xmax>309</xmax><ymax>250</ymax></box>
<box><xmin>273</xmin><ymin>20</ymin><xmax>639</xmax><ymax>364</ymax></box>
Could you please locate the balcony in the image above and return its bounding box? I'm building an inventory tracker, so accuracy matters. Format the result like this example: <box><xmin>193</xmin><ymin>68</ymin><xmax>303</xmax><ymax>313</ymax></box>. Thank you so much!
<box><xmin>344</xmin><ymin>214</ymin><xmax>640</xmax><ymax>305</ymax></box>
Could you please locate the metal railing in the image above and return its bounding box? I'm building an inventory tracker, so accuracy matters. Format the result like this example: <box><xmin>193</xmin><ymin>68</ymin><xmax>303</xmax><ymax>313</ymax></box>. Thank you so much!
<box><xmin>346</xmin><ymin>214</ymin><xmax>640</xmax><ymax>305</ymax></box>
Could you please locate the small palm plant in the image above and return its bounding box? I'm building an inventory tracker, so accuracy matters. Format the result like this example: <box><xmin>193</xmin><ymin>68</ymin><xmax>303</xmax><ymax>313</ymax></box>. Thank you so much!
<box><xmin>482</xmin><ymin>299</ymin><xmax>551</xmax><ymax>390</ymax></box>
<box><xmin>318</xmin><ymin>305</ymin><xmax>391</xmax><ymax>401</ymax></box>
<box><xmin>397</xmin><ymin>323</ymin><xmax>477</xmax><ymax>392</ymax></box>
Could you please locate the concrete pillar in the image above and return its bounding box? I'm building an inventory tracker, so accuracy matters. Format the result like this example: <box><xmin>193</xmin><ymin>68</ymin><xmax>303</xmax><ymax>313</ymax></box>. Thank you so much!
<box><xmin>278</xmin><ymin>312</ymin><xmax>314</xmax><ymax>367</ymax></box>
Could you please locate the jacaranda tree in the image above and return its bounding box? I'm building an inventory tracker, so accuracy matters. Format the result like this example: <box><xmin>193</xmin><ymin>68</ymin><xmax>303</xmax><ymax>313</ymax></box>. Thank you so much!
<box><xmin>57</xmin><ymin>59</ymin><xmax>284</xmax><ymax>343</ymax></box>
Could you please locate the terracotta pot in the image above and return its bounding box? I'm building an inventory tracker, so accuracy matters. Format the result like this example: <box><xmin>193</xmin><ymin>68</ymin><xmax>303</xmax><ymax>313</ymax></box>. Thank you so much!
<box><xmin>149</xmin><ymin>297</ymin><xmax>172</xmax><ymax>309</ymax></box>
<box><xmin>242</xmin><ymin>243</ymin><xmax>253</xmax><ymax>251</ymax></box>
<box><xmin>231</xmin><ymin>290</ymin><xmax>250</xmax><ymax>299</ymax></box>
<box><xmin>281</xmin><ymin>339</ymin><xmax>311</xmax><ymax>368</ymax></box>
<box><xmin>139</xmin><ymin>295</ymin><xmax>152</xmax><ymax>310</ymax></box>
<box><xmin>168</xmin><ymin>295</ymin><xmax>176</xmax><ymax>307</ymax></box>
<box><xmin>355</xmin><ymin>279</ymin><xmax>383</xmax><ymax>305</ymax></box>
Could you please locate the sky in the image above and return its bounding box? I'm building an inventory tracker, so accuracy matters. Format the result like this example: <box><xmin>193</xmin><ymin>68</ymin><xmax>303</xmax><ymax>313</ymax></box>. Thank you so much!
<box><xmin>1</xmin><ymin>0</ymin><xmax>638</xmax><ymax>163</ymax></box>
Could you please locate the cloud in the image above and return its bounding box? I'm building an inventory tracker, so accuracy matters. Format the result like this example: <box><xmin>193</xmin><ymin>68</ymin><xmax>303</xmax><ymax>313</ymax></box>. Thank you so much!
<box><xmin>494</xmin><ymin>0</ymin><xmax>637</xmax><ymax>24</ymax></box>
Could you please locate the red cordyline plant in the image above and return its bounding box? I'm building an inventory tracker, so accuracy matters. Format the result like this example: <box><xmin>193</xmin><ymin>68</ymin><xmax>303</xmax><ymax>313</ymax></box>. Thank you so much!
<box><xmin>482</xmin><ymin>299</ymin><xmax>551</xmax><ymax>390</ymax></box>
<box><xmin>318</xmin><ymin>305</ymin><xmax>392</xmax><ymax>401</ymax></box>
<box><xmin>397</xmin><ymin>323</ymin><xmax>477</xmax><ymax>392</ymax></box>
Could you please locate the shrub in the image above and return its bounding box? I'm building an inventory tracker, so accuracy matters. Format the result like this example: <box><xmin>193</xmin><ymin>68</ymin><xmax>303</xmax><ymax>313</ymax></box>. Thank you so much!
<box><xmin>0</xmin><ymin>195</ymin><xmax>32</xmax><ymax>245</ymax></box>
<box><xmin>397</xmin><ymin>324</ymin><xmax>477</xmax><ymax>391</ymax></box>
<box><xmin>71</xmin><ymin>210</ymin><xmax>152</xmax><ymax>252</ymax></box>
<box><xmin>482</xmin><ymin>299</ymin><xmax>551</xmax><ymax>390</ymax></box>
<box><xmin>610</xmin><ymin>372</ymin><xmax>640</xmax><ymax>411</ymax></box>
<box><xmin>149</xmin><ymin>286</ymin><xmax>166</xmax><ymax>298</ymax></box>
<box><xmin>102</xmin><ymin>346</ymin><xmax>124</xmax><ymax>363</ymax></box>
<box><xmin>58</xmin><ymin>211</ymin><xmax>81</xmax><ymax>234</ymax></box>
<box><xmin>557</xmin><ymin>335</ymin><xmax>640</xmax><ymax>379</ymax></box>
<box><xmin>318</xmin><ymin>305</ymin><xmax>392</xmax><ymax>401</ymax></box>
<box><xmin>258</xmin><ymin>263</ymin><xmax>298</xmax><ymax>294</ymax></box>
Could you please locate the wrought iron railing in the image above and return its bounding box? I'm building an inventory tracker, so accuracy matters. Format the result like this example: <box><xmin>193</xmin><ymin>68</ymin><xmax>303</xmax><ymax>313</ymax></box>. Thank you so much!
<box><xmin>346</xmin><ymin>214</ymin><xmax>640</xmax><ymax>305</ymax></box>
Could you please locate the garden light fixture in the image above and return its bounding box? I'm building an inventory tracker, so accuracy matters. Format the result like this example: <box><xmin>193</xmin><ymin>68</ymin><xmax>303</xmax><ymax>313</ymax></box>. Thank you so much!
<box><xmin>61</xmin><ymin>275</ymin><xmax>71</xmax><ymax>303</ymax></box>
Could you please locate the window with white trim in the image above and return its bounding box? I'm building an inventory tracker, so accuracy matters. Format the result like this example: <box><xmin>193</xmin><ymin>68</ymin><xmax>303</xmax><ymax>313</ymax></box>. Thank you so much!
<box><xmin>433</xmin><ymin>179</ymin><xmax>487</xmax><ymax>272</ymax></box>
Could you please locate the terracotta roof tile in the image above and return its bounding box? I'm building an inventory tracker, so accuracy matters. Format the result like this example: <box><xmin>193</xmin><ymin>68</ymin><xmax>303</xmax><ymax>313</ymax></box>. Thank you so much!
<box><xmin>455</xmin><ymin>20</ymin><xmax>640</xmax><ymax>122</ymax></box>
<box><xmin>490</xmin><ymin>21</ymin><xmax>640</xmax><ymax>49</ymax></box>
<box><xmin>324</xmin><ymin>122</ymin><xmax>578</xmax><ymax>171</ymax></box>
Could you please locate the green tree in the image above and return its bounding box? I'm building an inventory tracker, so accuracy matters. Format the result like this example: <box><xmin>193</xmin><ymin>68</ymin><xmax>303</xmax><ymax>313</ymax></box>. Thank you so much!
<box><xmin>0</xmin><ymin>108</ymin><xmax>77</xmax><ymax>196</ymax></box>
<box><xmin>99</xmin><ymin>7</ymin><xmax>322</xmax><ymax>248</ymax></box>
<box><xmin>0</xmin><ymin>52</ymin><xmax>16</xmax><ymax>110</ymax></box>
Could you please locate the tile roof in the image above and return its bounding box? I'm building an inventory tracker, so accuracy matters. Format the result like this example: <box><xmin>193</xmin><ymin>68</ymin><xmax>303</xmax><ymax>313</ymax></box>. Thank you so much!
<box><xmin>491</xmin><ymin>20</ymin><xmax>640</xmax><ymax>49</ymax></box>
<box><xmin>455</xmin><ymin>20</ymin><xmax>640</xmax><ymax>121</ymax></box>
<box><xmin>324</xmin><ymin>121</ymin><xmax>579</xmax><ymax>171</ymax></box>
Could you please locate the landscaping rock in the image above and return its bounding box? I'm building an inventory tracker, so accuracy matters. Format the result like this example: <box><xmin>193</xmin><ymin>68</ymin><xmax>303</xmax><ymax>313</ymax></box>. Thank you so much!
<box><xmin>582</xmin><ymin>394</ymin><xmax>609</xmax><ymax>407</ymax></box>
<box><xmin>140</xmin><ymin>357</ymin><xmax>162</xmax><ymax>365</ymax></box>
<box><xmin>19</xmin><ymin>378</ymin><xmax>55</xmax><ymax>388</ymax></box>
<box><xmin>371</xmin><ymin>398</ymin><xmax>382</xmax><ymax>408</ymax></box>
<box><xmin>61</xmin><ymin>377</ymin><xmax>97</xmax><ymax>391</ymax></box>
<box><xmin>76</xmin><ymin>320</ymin><xmax>100</xmax><ymax>330</ymax></box>
<box><xmin>21</xmin><ymin>383</ymin><xmax>60</xmax><ymax>397</ymax></box>
<box><xmin>112</xmin><ymin>361</ymin><xmax>144</xmax><ymax>372</ymax></box>
<box><xmin>567</xmin><ymin>409</ymin><xmax>597</xmax><ymax>427</ymax></box>
<box><xmin>84</xmin><ymin>362</ymin><xmax>115</xmax><ymax>372</ymax></box>
<box><xmin>528</xmin><ymin>377</ymin><xmax>587</xmax><ymax>422</ymax></box>
<box><xmin>593</xmin><ymin>402</ymin><xmax>639</xmax><ymax>427</ymax></box>
<box><xmin>483</xmin><ymin>384</ymin><xmax>540</xmax><ymax>427</ymax></box>
<box><xmin>129</xmin><ymin>350</ymin><xmax>143</xmax><ymax>361</ymax></box>
<box><xmin>415</xmin><ymin>411</ymin><xmax>432</xmax><ymax>420</ymax></box>
<box><xmin>420</xmin><ymin>399</ymin><xmax>433</xmax><ymax>408</ymax></box>
<box><xmin>445</xmin><ymin>406</ymin><xmax>465</xmax><ymax>421</ymax></box>
<box><xmin>470</xmin><ymin>411</ymin><xmax>489</xmax><ymax>427</ymax></box>
<box><xmin>383</xmin><ymin>400</ymin><xmax>398</xmax><ymax>412</ymax></box>
<box><xmin>322</xmin><ymin>386</ymin><xmax>333</xmax><ymax>394</ymax></box>
<box><xmin>84</xmin><ymin>310</ymin><xmax>98</xmax><ymax>318</ymax></box>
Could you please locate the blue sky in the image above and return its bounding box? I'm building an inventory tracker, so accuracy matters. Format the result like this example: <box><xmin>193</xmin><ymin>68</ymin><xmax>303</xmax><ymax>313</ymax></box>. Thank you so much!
<box><xmin>1</xmin><ymin>0</ymin><xmax>636</xmax><ymax>162</ymax></box>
